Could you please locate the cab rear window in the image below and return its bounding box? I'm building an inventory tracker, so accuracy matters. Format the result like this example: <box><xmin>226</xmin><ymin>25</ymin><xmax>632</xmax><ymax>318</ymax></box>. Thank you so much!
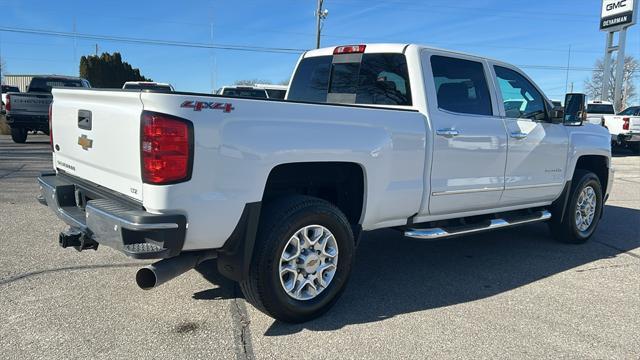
<box><xmin>288</xmin><ymin>53</ymin><xmax>412</xmax><ymax>106</ymax></box>
<box><xmin>587</xmin><ymin>104</ymin><xmax>615</xmax><ymax>114</ymax></box>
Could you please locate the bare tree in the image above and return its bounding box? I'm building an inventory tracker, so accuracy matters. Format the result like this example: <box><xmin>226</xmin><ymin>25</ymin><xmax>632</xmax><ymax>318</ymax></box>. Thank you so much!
<box><xmin>278</xmin><ymin>79</ymin><xmax>290</xmax><ymax>86</ymax></box>
<box><xmin>234</xmin><ymin>79</ymin><xmax>272</xmax><ymax>86</ymax></box>
<box><xmin>584</xmin><ymin>55</ymin><xmax>639</xmax><ymax>111</ymax></box>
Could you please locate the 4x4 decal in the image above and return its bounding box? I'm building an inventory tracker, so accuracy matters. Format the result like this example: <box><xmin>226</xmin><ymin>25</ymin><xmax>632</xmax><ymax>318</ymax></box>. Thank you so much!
<box><xmin>180</xmin><ymin>100</ymin><xmax>234</xmax><ymax>113</ymax></box>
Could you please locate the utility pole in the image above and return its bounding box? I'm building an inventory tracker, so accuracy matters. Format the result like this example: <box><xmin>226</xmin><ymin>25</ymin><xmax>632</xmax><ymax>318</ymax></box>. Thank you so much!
<box><xmin>564</xmin><ymin>45</ymin><xmax>571</xmax><ymax>94</ymax></box>
<box><xmin>95</xmin><ymin>44</ymin><xmax>98</xmax><ymax>56</ymax></box>
<box><xmin>315</xmin><ymin>0</ymin><xmax>328</xmax><ymax>49</ymax></box>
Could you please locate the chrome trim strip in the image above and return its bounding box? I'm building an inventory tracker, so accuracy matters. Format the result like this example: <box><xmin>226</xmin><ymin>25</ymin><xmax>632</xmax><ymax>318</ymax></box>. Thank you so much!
<box><xmin>405</xmin><ymin>210</ymin><xmax>551</xmax><ymax>240</ymax></box>
<box><xmin>504</xmin><ymin>183</ymin><xmax>564</xmax><ymax>190</ymax></box>
<box><xmin>432</xmin><ymin>187</ymin><xmax>503</xmax><ymax>196</ymax></box>
<box><xmin>86</xmin><ymin>203</ymin><xmax>179</xmax><ymax>230</ymax></box>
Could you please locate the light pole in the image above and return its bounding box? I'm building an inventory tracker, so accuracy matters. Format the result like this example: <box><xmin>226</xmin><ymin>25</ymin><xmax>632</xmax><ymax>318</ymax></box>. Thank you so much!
<box><xmin>315</xmin><ymin>0</ymin><xmax>329</xmax><ymax>49</ymax></box>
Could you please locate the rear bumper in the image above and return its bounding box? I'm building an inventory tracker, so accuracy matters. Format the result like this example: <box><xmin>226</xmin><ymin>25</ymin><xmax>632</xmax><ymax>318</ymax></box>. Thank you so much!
<box><xmin>613</xmin><ymin>132</ymin><xmax>640</xmax><ymax>143</ymax></box>
<box><xmin>37</xmin><ymin>172</ymin><xmax>187</xmax><ymax>259</ymax></box>
<box><xmin>6</xmin><ymin>114</ymin><xmax>49</xmax><ymax>129</ymax></box>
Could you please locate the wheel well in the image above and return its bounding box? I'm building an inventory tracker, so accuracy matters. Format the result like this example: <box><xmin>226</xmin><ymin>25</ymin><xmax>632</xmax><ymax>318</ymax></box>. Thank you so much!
<box><xmin>262</xmin><ymin>162</ymin><xmax>365</xmax><ymax>226</ymax></box>
<box><xmin>574</xmin><ymin>155</ymin><xmax>609</xmax><ymax>193</ymax></box>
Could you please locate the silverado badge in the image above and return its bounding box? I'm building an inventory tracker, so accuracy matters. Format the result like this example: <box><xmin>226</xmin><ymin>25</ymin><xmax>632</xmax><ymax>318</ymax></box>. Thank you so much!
<box><xmin>77</xmin><ymin>134</ymin><xmax>93</xmax><ymax>150</ymax></box>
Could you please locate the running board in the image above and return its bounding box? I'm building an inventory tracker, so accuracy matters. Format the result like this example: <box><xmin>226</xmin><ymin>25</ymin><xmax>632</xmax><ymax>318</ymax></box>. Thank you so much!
<box><xmin>404</xmin><ymin>210</ymin><xmax>551</xmax><ymax>240</ymax></box>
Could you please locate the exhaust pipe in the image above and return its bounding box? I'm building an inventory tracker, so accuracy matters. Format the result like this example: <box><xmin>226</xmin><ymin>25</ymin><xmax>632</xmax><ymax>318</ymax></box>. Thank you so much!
<box><xmin>136</xmin><ymin>251</ymin><xmax>216</xmax><ymax>290</ymax></box>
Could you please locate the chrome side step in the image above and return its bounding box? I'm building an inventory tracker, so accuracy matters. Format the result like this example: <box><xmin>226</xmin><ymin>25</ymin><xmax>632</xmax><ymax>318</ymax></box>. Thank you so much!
<box><xmin>404</xmin><ymin>210</ymin><xmax>551</xmax><ymax>240</ymax></box>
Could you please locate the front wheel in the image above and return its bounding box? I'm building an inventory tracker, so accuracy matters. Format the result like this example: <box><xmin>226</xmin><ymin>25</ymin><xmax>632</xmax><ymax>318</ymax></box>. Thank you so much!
<box><xmin>10</xmin><ymin>127</ymin><xmax>27</xmax><ymax>143</ymax></box>
<box><xmin>240</xmin><ymin>195</ymin><xmax>355</xmax><ymax>323</ymax></box>
<box><xmin>549</xmin><ymin>170</ymin><xmax>603</xmax><ymax>244</ymax></box>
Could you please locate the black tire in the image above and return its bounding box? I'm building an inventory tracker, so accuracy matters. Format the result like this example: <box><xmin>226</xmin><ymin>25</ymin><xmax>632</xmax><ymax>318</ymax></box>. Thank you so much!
<box><xmin>240</xmin><ymin>195</ymin><xmax>355</xmax><ymax>323</ymax></box>
<box><xmin>549</xmin><ymin>170</ymin><xmax>603</xmax><ymax>244</ymax></box>
<box><xmin>10</xmin><ymin>127</ymin><xmax>27</xmax><ymax>143</ymax></box>
<box><xmin>629</xmin><ymin>142</ymin><xmax>640</xmax><ymax>154</ymax></box>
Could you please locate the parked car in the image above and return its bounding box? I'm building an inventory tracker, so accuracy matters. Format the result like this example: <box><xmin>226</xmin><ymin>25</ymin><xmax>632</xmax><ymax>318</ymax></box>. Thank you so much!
<box><xmin>123</xmin><ymin>81</ymin><xmax>174</xmax><ymax>92</ymax></box>
<box><xmin>5</xmin><ymin>75</ymin><xmax>90</xmax><ymax>143</ymax></box>
<box><xmin>586</xmin><ymin>100</ymin><xmax>615</xmax><ymax>125</ymax></box>
<box><xmin>602</xmin><ymin>105</ymin><xmax>640</xmax><ymax>153</ymax></box>
<box><xmin>218</xmin><ymin>85</ymin><xmax>268</xmax><ymax>99</ymax></box>
<box><xmin>1</xmin><ymin>85</ymin><xmax>20</xmax><ymax>112</ymax></box>
<box><xmin>551</xmin><ymin>100</ymin><xmax>562</xmax><ymax>108</ymax></box>
<box><xmin>38</xmin><ymin>43</ymin><xmax>612</xmax><ymax>323</ymax></box>
<box><xmin>255</xmin><ymin>83</ymin><xmax>288</xmax><ymax>99</ymax></box>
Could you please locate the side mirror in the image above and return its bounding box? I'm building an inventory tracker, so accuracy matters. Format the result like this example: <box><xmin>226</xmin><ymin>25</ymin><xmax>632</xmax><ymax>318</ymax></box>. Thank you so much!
<box><xmin>562</xmin><ymin>93</ymin><xmax>587</xmax><ymax>126</ymax></box>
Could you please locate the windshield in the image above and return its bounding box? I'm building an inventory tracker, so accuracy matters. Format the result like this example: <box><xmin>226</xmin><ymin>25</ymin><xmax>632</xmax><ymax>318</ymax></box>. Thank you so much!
<box><xmin>124</xmin><ymin>83</ymin><xmax>173</xmax><ymax>91</ymax></box>
<box><xmin>618</xmin><ymin>106</ymin><xmax>640</xmax><ymax>116</ymax></box>
<box><xmin>587</xmin><ymin>104</ymin><xmax>615</xmax><ymax>114</ymax></box>
<box><xmin>288</xmin><ymin>53</ymin><xmax>412</xmax><ymax>106</ymax></box>
<box><xmin>1</xmin><ymin>85</ymin><xmax>19</xmax><ymax>93</ymax></box>
<box><xmin>29</xmin><ymin>77</ymin><xmax>87</xmax><ymax>93</ymax></box>
<box><xmin>265</xmin><ymin>89</ymin><xmax>287</xmax><ymax>99</ymax></box>
<box><xmin>222</xmin><ymin>88</ymin><xmax>268</xmax><ymax>98</ymax></box>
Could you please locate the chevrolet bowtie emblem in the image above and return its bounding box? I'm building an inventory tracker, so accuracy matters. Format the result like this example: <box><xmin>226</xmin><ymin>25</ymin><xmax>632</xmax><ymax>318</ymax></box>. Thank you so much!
<box><xmin>77</xmin><ymin>134</ymin><xmax>93</xmax><ymax>150</ymax></box>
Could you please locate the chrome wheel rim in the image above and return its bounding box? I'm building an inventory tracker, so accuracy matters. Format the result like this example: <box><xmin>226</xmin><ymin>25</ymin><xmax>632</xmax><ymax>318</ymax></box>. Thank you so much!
<box><xmin>278</xmin><ymin>225</ymin><xmax>338</xmax><ymax>301</ymax></box>
<box><xmin>575</xmin><ymin>185</ymin><xmax>597</xmax><ymax>232</ymax></box>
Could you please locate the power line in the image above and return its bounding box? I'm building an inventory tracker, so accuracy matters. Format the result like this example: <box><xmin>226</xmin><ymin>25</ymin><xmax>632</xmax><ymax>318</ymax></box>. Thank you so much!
<box><xmin>0</xmin><ymin>26</ymin><xmax>306</xmax><ymax>54</ymax></box>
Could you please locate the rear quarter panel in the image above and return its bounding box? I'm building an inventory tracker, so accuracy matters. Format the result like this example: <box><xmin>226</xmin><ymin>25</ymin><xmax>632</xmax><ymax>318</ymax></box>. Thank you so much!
<box><xmin>140</xmin><ymin>93</ymin><xmax>427</xmax><ymax>250</ymax></box>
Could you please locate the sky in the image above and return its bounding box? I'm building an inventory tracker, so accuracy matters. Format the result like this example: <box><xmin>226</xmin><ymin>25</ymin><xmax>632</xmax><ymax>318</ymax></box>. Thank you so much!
<box><xmin>0</xmin><ymin>0</ymin><xmax>639</xmax><ymax>102</ymax></box>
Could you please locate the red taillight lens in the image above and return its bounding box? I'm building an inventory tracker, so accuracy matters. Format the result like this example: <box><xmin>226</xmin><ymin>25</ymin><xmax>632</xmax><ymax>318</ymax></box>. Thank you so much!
<box><xmin>141</xmin><ymin>111</ymin><xmax>193</xmax><ymax>185</ymax></box>
<box><xmin>622</xmin><ymin>117</ymin><xmax>630</xmax><ymax>130</ymax></box>
<box><xmin>5</xmin><ymin>94</ymin><xmax>11</xmax><ymax>111</ymax></box>
<box><xmin>333</xmin><ymin>45</ymin><xmax>366</xmax><ymax>55</ymax></box>
<box><xmin>48</xmin><ymin>103</ymin><xmax>53</xmax><ymax>150</ymax></box>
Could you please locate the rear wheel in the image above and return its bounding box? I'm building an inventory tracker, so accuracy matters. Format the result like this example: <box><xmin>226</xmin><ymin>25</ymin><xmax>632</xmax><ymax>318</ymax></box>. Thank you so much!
<box><xmin>549</xmin><ymin>170</ymin><xmax>603</xmax><ymax>244</ymax></box>
<box><xmin>629</xmin><ymin>142</ymin><xmax>640</xmax><ymax>154</ymax></box>
<box><xmin>240</xmin><ymin>195</ymin><xmax>355</xmax><ymax>323</ymax></box>
<box><xmin>10</xmin><ymin>127</ymin><xmax>27</xmax><ymax>143</ymax></box>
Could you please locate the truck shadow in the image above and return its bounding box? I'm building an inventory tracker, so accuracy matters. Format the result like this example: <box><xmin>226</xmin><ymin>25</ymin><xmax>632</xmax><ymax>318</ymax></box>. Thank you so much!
<box><xmin>195</xmin><ymin>204</ymin><xmax>639</xmax><ymax>335</ymax></box>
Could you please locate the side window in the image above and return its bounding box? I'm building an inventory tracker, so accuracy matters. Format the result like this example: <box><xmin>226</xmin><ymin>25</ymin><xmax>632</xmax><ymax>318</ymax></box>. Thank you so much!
<box><xmin>494</xmin><ymin>66</ymin><xmax>547</xmax><ymax>121</ymax></box>
<box><xmin>430</xmin><ymin>55</ymin><xmax>492</xmax><ymax>116</ymax></box>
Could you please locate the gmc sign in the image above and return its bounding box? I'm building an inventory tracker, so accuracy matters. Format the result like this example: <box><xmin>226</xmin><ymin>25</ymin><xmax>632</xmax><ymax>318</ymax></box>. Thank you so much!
<box><xmin>601</xmin><ymin>0</ymin><xmax>636</xmax><ymax>30</ymax></box>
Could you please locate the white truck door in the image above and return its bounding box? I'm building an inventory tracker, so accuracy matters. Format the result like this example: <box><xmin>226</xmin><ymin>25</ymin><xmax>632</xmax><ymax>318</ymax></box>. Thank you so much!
<box><xmin>421</xmin><ymin>51</ymin><xmax>507</xmax><ymax>215</ymax></box>
<box><xmin>490</xmin><ymin>64</ymin><xmax>569</xmax><ymax>206</ymax></box>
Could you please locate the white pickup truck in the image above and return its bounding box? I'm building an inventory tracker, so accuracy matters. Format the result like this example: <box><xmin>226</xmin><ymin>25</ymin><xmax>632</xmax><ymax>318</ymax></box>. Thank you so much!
<box><xmin>602</xmin><ymin>105</ymin><xmax>640</xmax><ymax>153</ymax></box>
<box><xmin>38</xmin><ymin>44</ymin><xmax>613</xmax><ymax>323</ymax></box>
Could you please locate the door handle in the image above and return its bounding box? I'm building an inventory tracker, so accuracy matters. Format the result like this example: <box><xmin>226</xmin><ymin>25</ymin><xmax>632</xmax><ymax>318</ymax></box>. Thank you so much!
<box><xmin>510</xmin><ymin>131</ymin><xmax>528</xmax><ymax>140</ymax></box>
<box><xmin>436</xmin><ymin>128</ymin><xmax>460</xmax><ymax>138</ymax></box>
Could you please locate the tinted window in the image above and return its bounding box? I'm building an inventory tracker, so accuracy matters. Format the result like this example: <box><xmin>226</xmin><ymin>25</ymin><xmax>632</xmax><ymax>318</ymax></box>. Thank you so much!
<box><xmin>265</xmin><ymin>89</ymin><xmax>287</xmax><ymax>99</ymax></box>
<box><xmin>587</xmin><ymin>104</ymin><xmax>615</xmax><ymax>114</ymax></box>
<box><xmin>28</xmin><ymin>77</ymin><xmax>85</xmax><ymax>93</ymax></box>
<box><xmin>494</xmin><ymin>66</ymin><xmax>546</xmax><ymax>120</ymax></box>
<box><xmin>288</xmin><ymin>53</ymin><xmax>411</xmax><ymax>105</ymax></box>
<box><xmin>618</xmin><ymin>106</ymin><xmax>640</xmax><ymax>116</ymax></box>
<box><xmin>1</xmin><ymin>85</ymin><xmax>19</xmax><ymax>93</ymax></box>
<box><xmin>431</xmin><ymin>56</ymin><xmax>492</xmax><ymax>116</ymax></box>
<box><xmin>288</xmin><ymin>56</ymin><xmax>332</xmax><ymax>103</ymax></box>
<box><xmin>222</xmin><ymin>88</ymin><xmax>268</xmax><ymax>98</ymax></box>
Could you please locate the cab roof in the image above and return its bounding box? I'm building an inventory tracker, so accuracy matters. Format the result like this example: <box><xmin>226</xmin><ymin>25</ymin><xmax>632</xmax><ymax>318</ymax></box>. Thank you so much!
<box><xmin>305</xmin><ymin>43</ymin><xmax>521</xmax><ymax>68</ymax></box>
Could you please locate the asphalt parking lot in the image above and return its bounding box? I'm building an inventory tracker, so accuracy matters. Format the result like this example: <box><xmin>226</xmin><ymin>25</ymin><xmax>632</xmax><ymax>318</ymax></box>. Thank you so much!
<box><xmin>1</xmin><ymin>134</ymin><xmax>638</xmax><ymax>359</ymax></box>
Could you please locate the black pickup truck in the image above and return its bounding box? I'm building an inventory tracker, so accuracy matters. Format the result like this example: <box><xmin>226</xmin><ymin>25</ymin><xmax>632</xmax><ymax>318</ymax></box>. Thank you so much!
<box><xmin>4</xmin><ymin>76</ymin><xmax>90</xmax><ymax>143</ymax></box>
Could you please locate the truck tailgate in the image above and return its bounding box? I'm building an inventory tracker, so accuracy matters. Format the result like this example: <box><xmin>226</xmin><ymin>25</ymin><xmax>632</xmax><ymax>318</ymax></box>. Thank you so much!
<box><xmin>51</xmin><ymin>89</ymin><xmax>144</xmax><ymax>202</ymax></box>
<box><xmin>8</xmin><ymin>92</ymin><xmax>51</xmax><ymax>116</ymax></box>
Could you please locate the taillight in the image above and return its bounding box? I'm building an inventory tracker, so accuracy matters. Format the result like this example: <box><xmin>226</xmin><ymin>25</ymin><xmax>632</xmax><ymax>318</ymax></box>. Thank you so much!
<box><xmin>48</xmin><ymin>103</ymin><xmax>53</xmax><ymax>150</ymax></box>
<box><xmin>5</xmin><ymin>94</ymin><xmax>10</xmax><ymax>111</ymax></box>
<box><xmin>622</xmin><ymin>117</ymin><xmax>630</xmax><ymax>130</ymax></box>
<box><xmin>333</xmin><ymin>45</ymin><xmax>366</xmax><ymax>55</ymax></box>
<box><xmin>141</xmin><ymin>111</ymin><xmax>193</xmax><ymax>185</ymax></box>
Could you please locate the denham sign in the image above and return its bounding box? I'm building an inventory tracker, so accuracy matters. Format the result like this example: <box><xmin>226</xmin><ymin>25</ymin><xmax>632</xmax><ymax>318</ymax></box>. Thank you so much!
<box><xmin>601</xmin><ymin>0</ymin><xmax>636</xmax><ymax>30</ymax></box>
